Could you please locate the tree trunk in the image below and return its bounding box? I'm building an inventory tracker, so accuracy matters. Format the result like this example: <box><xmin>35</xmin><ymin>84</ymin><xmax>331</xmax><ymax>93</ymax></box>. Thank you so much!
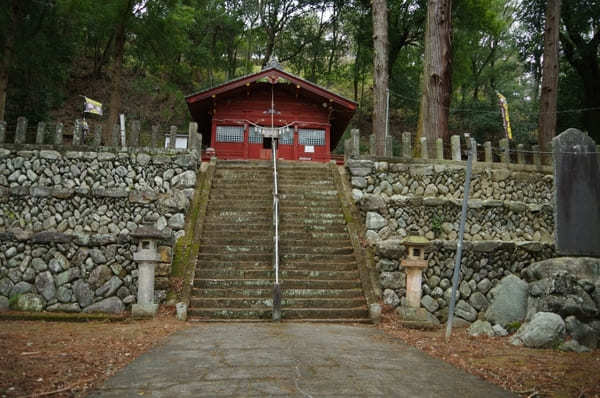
<box><xmin>104</xmin><ymin>0</ymin><xmax>133</xmax><ymax>145</ymax></box>
<box><xmin>372</xmin><ymin>0</ymin><xmax>388</xmax><ymax>157</ymax></box>
<box><xmin>417</xmin><ymin>0</ymin><xmax>453</xmax><ymax>151</ymax></box>
<box><xmin>0</xmin><ymin>1</ymin><xmax>20</xmax><ymax>122</ymax></box>
<box><xmin>537</xmin><ymin>0</ymin><xmax>560</xmax><ymax>155</ymax></box>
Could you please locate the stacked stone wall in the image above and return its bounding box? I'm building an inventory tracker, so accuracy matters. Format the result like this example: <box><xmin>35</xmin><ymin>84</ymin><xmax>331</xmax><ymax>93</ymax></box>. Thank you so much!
<box><xmin>0</xmin><ymin>145</ymin><xmax>200</xmax><ymax>313</ymax></box>
<box><xmin>347</xmin><ymin>158</ymin><xmax>558</xmax><ymax>322</ymax></box>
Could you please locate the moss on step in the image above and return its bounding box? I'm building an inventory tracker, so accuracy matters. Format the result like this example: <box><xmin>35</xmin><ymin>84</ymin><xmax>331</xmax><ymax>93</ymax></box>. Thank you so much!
<box><xmin>167</xmin><ymin>159</ymin><xmax>216</xmax><ymax>304</ymax></box>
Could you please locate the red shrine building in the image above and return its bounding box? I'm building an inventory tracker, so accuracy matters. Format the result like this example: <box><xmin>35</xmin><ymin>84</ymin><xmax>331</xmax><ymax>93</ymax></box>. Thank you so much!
<box><xmin>185</xmin><ymin>61</ymin><xmax>357</xmax><ymax>162</ymax></box>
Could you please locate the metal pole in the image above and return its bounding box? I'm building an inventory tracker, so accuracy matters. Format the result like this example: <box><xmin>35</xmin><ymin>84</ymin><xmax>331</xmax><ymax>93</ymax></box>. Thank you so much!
<box><xmin>271</xmin><ymin>83</ymin><xmax>281</xmax><ymax>321</ymax></box>
<box><xmin>445</xmin><ymin>138</ymin><xmax>475</xmax><ymax>341</ymax></box>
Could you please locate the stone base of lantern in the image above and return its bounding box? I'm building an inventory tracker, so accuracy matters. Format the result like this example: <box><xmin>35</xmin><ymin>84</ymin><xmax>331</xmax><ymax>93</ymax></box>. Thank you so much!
<box><xmin>395</xmin><ymin>306</ymin><xmax>440</xmax><ymax>329</ymax></box>
<box><xmin>132</xmin><ymin>303</ymin><xmax>159</xmax><ymax>319</ymax></box>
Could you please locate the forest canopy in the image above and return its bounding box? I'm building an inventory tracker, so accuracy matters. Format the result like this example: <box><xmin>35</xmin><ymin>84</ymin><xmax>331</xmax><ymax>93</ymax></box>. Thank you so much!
<box><xmin>1</xmin><ymin>0</ymin><xmax>599</xmax><ymax>146</ymax></box>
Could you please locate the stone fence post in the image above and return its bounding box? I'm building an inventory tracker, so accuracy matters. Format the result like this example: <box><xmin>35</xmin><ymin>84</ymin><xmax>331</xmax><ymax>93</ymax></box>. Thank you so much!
<box><xmin>169</xmin><ymin>126</ymin><xmax>177</xmax><ymax>149</ymax></box>
<box><xmin>435</xmin><ymin>138</ymin><xmax>443</xmax><ymax>160</ymax></box>
<box><xmin>385</xmin><ymin>135</ymin><xmax>393</xmax><ymax>157</ymax></box>
<box><xmin>420</xmin><ymin>137</ymin><xmax>428</xmax><ymax>159</ymax></box>
<box><xmin>112</xmin><ymin>124</ymin><xmax>120</xmax><ymax>147</ymax></box>
<box><xmin>451</xmin><ymin>135</ymin><xmax>461</xmax><ymax>161</ymax></box>
<box><xmin>402</xmin><ymin>132</ymin><xmax>411</xmax><ymax>158</ymax></box>
<box><xmin>517</xmin><ymin>144</ymin><xmax>525</xmax><ymax>164</ymax></box>
<box><xmin>130</xmin><ymin>120</ymin><xmax>140</xmax><ymax>147</ymax></box>
<box><xmin>151</xmin><ymin>125</ymin><xmax>160</xmax><ymax>148</ymax></box>
<box><xmin>499</xmin><ymin>138</ymin><xmax>510</xmax><ymax>163</ymax></box>
<box><xmin>54</xmin><ymin>123</ymin><xmax>63</xmax><ymax>145</ymax></box>
<box><xmin>532</xmin><ymin>145</ymin><xmax>541</xmax><ymax>166</ymax></box>
<box><xmin>0</xmin><ymin>121</ymin><xmax>5</xmax><ymax>144</ymax></box>
<box><xmin>369</xmin><ymin>135</ymin><xmax>375</xmax><ymax>156</ymax></box>
<box><xmin>484</xmin><ymin>141</ymin><xmax>492</xmax><ymax>162</ymax></box>
<box><xmin>73</xmin><ymin>119</ymin><xmax>83</xmax><ymax>146</ymax></box>
<box><xmin>36</xmin><ymin>122</ymin><xmax>46</xmax><ymax>145</ymax></box>
<box><xmin>92</xmin><ymin>125</ymin><xmax>102</xmax><ymax>147</ymax></box>
<box><xmin>351</xmin><ymin>129</ymin><xmax>360</xmax><ymax>158</ymax></box>
<box><xmin>15</xmin><ymin>117</ymin><xmax>27</xmax><ymax>144</ymax></box>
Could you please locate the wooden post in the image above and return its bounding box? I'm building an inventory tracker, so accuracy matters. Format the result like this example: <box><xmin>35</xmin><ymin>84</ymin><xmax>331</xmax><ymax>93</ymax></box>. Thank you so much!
<box><xmin>72</xmin><ymin>119</ymin><xmax>83</xmax><ymax>146</ymax></box>
<box><xmin>15</xmin><ymin>117</ymin><xmax>27</xmax><ymax>144</ymax></box>
<box><xmin>35</xmin><ymin>122</ymin><xmax>46</xmax><ymax>145</ymax></box>
<box><xmin>484</xmin><ymin>141</ymin><xmax>492</xmax><ymax>162</ymax></box>
<box><xmin>351</xmin><ymin>129</ymin><xmax>360</xmax><ymax>158</ymax></box>
<box><xmin>112</xmin><ymin>124</ymin><xmax>120</xmax><ymax>147</ymax></box>
<box><xmin>54</xmin><ymin>123</ymin><xmax>63</xmax><ymax>145</ymax></box>
<box><xmin>169</xmin><ymin>126</ymin><xmax>177</xmax><ymax>149</ymax></box>
<box><xmin>402</xmin><ymin>131</ymin><xmax>412</xmax><ymax>158</ymax></box>
<box><xmin>532</xmin><ymin>145</ymin><xmax>541</xmax><ymax>166</ymax></box>
<box><xmin>420</xmin><ymin>137</ymin><xmax>428</xmax><ymax>159</ymax></box>
<box><xmin>0</xmin><ymin>121</ymin><xmax>5</xmax><ymax>144</ymax></box>
<box><xmin>385</xmin><ymin>135</ymin><xmax>393</xmax><ymax>157</ymax></box>
<box><xmin>436</xmin><ymin>138</ymin><xmax>444</xmax><ymax>160</ymax></box>
<box><xmin>92</xmin><ymin>125</ymin><xmax>102</xmax><ymax>147</ymax></box>
<box><xmin>517</xmin><ymin>144</ymin><xmax>525</xmax><ymax>164</ymax></box>
<box><xmin>151</xmin><ymin>125</ymin><xmax>160</xmax><ymax>148</ymax></box>
<box><xmin>499</xmin><ymin>138</ymin><xmax>510</xmax><ymax>163</ymax></box>
<box><xmin>369</xmin><ymin>135</ymin><xmax>376</xmax><ymax>156</ymax></box>
<box><xmin>451</xmin><ymin>135</ymin><xmax>461</xmax><ymax>161</ymax></box>
<box><xmin>130</xmin><ymin>120</ymin><xmax>140</xmax><ymax>147</ymax></box>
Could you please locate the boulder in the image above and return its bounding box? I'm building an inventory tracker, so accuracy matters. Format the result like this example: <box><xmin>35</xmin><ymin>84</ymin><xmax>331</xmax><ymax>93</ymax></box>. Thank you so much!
<box><xmin>469</xmin><ymin>292</ymin><xmax>489</xmax><ymax>311</ymax></box>
<box><xmin>34</xmin><ymin>271</ymin><xmax>56</xmax><ymax>301</ymax></box>
<box><xmin>380</xmin><ymin>272</ymin><xmax>405</xmax><ymax>289</ymax></box>
<box><xmin>468</xmin><ymin>320</ymin><xmax>494</xmax><ymax>337</ymax></box>
<box><xmin>0</xmin><ymin>296</ymin><xmax>9</xmax><ymax>312</ymax></box>
<box><xmin>72</xmin><ymin>280</ymin><xmax>94</xmax><ymax>308</ymax></box>
<box><xmin>82</xmin><ymin>297</ymin><xmax>125</xmax><ymax>314</ymax></box>
<box><xmin>492</xmin><ymin>324</ymin><xmax>508</xmax><ymax>337</ymax></box>
<box><xmin>396</xmin><ymin>306</ymin><xmax>440</xmax><ymax>328</ymax></box>
<box><xmin>376</xmin><ymin>239</ymin><xmax>406</xmax><ymax>259</ymax></box>
<box><xmin>565</xmin><ymin>316</ymin><xmax>598</xmax><ymax>349</ymax></box>
<box><xmin>421</xmin><ymin>295</ymin><xmax>439</xmax><ymax>313</ymax></box>
<box><xmin>366</xmin><ymin>212</ymin><xmax>387</xmax><ymax>230</ymax></box>
<box><xmin>558</xmin><ymin>340</ymin><xmax>590</xmax><ymax>353</ymax></box>
<box><xmin>88</xmin><ymin>265</ymin><xmax>112</xmax><ymax>288</ymax></box>
<box><xmin>12</xmin><ymin>293</ymin><xmax>44</xmax><ymax>312</ymax></box>
<box><xmin>361</xmin><ymin>194</ymin><xmax>386</xmax><ymax>211</ymax></box>
<box><xmin>47</xmin><ymin>303</ymin><xmax>81</xmax><ymax>313</ymax></box>
<box><xmin>485</xmin><ymin>275</ymin><xmax>528</xmax><ymax>327</ymax></box>
<box><xmin>383</xmin><ymin>289</ymin><xmax>400</xmax><ymax>307</ymax></box>
<box><xmin>455</xmin><ymin>300</ymin><xmax>477</xmax><ymax>322</ymax></box>
<box><xmin>510</xmin><ymin>312</ymin><xmax>566</xmax><ymax>348</ymax></box>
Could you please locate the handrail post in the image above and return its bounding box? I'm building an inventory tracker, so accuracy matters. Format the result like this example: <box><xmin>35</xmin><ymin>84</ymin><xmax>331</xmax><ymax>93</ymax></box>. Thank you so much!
<box><xmin>272</xmin><ymin>137</ymin><xmax>281</xmax><ymax>321</ymax></box>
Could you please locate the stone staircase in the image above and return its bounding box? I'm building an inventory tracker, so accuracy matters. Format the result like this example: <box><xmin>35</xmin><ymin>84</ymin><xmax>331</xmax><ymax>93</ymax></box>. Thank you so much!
<box><xmin>188</xmin><ymin>160</ymin><xmax>369</xmax><ymax>322</ymax></box>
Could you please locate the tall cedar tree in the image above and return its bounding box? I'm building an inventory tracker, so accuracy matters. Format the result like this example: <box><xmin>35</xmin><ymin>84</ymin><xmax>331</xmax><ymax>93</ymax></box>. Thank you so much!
<box><xmin>372</xmin><ymin>0</ymin><xmax>389</xmax><ymax>156</ymax></box>
<box><xmin>538</xmin><ymin>0</ymin><xmax>560</xmax><ymax>157</ymax></box>
<box><xmin>417</xmin><ymin>0</ymin><xmax>453</xmax><ymax>154</ymax></box>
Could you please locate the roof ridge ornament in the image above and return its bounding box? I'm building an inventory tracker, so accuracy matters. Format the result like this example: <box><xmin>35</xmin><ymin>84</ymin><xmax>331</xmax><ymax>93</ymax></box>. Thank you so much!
<box><xmin>264</xmin><ymin>57</ymin><xmax>283</xmax><ymax>70</ymax></box>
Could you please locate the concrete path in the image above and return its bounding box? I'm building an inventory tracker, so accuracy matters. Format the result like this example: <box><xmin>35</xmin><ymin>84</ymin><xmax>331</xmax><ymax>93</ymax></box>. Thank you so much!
<box><xmin>89</xmin><ymin>323</ymin><xmax>516</xmax><ymax>397</ymax></box>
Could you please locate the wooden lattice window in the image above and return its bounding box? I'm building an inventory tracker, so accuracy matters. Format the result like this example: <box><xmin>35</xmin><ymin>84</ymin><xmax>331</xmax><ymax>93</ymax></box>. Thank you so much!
<box><xmin>249</xmin><ymin>126</ymin><xmax>263</xmax><ymax>144</ymax></box>
<box><xmin>298</xmin><ymin>129</ymin><xmax>325</xmax><ymax>146</ymax></box>
<box><xmin>216</xmin><ymin>125</ymin><xmax>243</xmax><ymax>143</ymax></box>
<box><xmin>279</xmin><ymin>127</ymin><xmax>294</xmax><ymax>145</ymax></box>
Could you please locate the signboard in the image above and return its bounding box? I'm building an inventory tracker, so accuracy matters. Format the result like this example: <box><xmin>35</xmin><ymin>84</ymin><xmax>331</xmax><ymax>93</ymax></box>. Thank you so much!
<box><xmin>261</xmin><ymin>127</ymin><xmax>280</xmax><ymax>138</ymax></box>
<box><xmin>164</xmin><ymin>135</ymin><xmax>189</xmax><ymax>149</ymax></box>
<box><xmin>304</xmin><ymin>145</ymin><xmax>315</xmax><ymax>153</ymax></box>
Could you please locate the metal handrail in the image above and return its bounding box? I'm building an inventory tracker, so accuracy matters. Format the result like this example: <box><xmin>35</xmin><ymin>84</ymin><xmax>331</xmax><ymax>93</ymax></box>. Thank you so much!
<box><xmin>272</xmin><ymin>138</ymin><xmax>281</xmax><ymax>321</ymax></box>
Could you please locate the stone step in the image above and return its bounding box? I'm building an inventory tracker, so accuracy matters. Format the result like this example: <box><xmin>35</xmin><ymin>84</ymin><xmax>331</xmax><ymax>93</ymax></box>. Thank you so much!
<box><xmin>192</xmin><ymin>287</ymin><xmax>365</xmax><ymax>298</ymax></box>
<box><xmin>194</xmin><ymin>269</ymin><xmax>360</xmax><ymax>280</ymax></box>
<box><xmin>196</xmin><ymin>252</ymin><xmax>356</xmax><ymax>262</ymax></box>
<box><xmin>200</xmin><ymin>237</ymin><xmax>351</xmax><ymax>246</ymax></box>
<box><xmin>190</xmin><ymin>297</ymin><xmax>366</xmax><ymax>309</ymax></box>
<box><xmin>195</xmin><ymin>260</ymin><xmax>358</xmax><ymax>271</ymax></box>
<box><xmin>199</xmin><ymin>245</ymin><xmax>352</xmax><ymax>255</ymax></box>
<box><xmin>193</xmin><ymin>279</ymin><xmax>362</xmax><ymax>290</ymax></box>
<box><xmin>187</xmin><ymin>307</ymin><xmax>369</xmax><ymax>320</ymax></box>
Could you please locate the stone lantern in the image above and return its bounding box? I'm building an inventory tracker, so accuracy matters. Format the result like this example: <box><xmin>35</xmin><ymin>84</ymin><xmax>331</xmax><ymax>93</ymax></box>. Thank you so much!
<box><xmin>131</xmin><ymin>226</ymin><xmax>168</xmax><ymax>318</ymax></box>
<box><xmin>400</xmin><ymin>235</ymin><xmax>429</xmax><ymax>308</ymax></box>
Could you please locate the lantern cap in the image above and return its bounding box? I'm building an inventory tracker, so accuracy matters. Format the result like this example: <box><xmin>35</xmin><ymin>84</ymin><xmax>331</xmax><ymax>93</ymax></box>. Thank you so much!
<box><xmin>401</xmin><ymin>235</ymin><xmax>429</xmax><ymax>247</ymax></box>
<box><xmin>131</xmin><ymin>226</ymin><xmax>170</xmax><ymax>240</ymax></box>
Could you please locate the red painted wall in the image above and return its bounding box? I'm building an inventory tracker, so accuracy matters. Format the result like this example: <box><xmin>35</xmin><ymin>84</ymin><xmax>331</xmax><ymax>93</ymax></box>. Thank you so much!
<box><xmin>210</xmin><ymin>84</ymin><xmax>332</xmax><ymax>162</ymax></box>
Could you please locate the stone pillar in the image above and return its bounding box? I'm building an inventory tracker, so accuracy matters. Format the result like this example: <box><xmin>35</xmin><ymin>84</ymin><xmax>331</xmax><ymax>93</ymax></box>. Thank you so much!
<box><xmin>369</xmin><ymin>134</ymin><xmax>375</xmax><ymax>156</ymax></box>
<box><xmin>0</xmin><ymin>121</ymin><xmax>6</xmax><ymax>144</ymax></box>
<box><xmin>484</xmin><ymin>141</ymin><xmax>492</xmax><ymax>162</ymax></box>
<box><xmin>130</xmin><ymin>120</ymin><xmax>140</xmax><ymax>147</ymax></box>
<box><xmin>92</xmin><ymin>125</ymin><xmax>102</xmax><ymax>147</ymax></box>
<box><xmin>131</xmin><ymin>227</ymin><xmax>165</xmax><ymax>318</ymax></box>
<box><xmin>35</xmin><ymin>122</ymin><xmax>46</xmax><ymax>145</ymax></box>
<box><xmin>73</xmin><ymin>119</ymin><xmax>83</xmax><ymax>146</ymax></box>
<box><xmin>351</xmin><ymin>129</ymin><xmax>360</xmax><ymax>158</ymax></box>
<box><xmin>499</xmin><ymin>138</ymin><xmax>510</xmax><ymax>163</ymax></box>
<box><xmin>420</xmin><ymin>137</ymin><xmax>428</xmax><ymax>159</ymax></box>
<box><xmin>436</xmin><ymin>138</ymin><xmax>444</xmax><ymax>160</ymax></box>
<box><xmin>112</xmin><ymin>124</ymin><xmax>120</xmax><ymax>147</ymax></box>
<box><xmin>188</xmin><ymin>122</ymin><xmax>197</xmax><ymax>151</ymax></box>
<box><xmin>470</xmin><ymin>138</ymin><xmax>478</xmax><ymax>162</ymax></box>
<box><xmin>15</xmin><ymin>116</ymin><xmax>27</xmax><ymax>144</ymax></box>
<box><xmin>169</xmin><ymin>125</ymin><xmax>177</xmax><ymax>149</ymax></box>
<box><xmin>532</xmin><ymin>145</ymin><xmax>541</xmax><ymax>166</ymax></box>
<box><xmin>517</xmin><ymin>144</ymin><xmax>525</xmax><ymax>164</ymax></box>
<box><xmin>385</xmin><ymin>135</ymin><xmax>393</xmax><ymax>157</ymax></box>
<box><xmin>54</xmin><ymin>123</ymin><xmax>63</xmax><ymax>145</ymax></box>
<box><xmin>450</xmin><ymin>135</ymin><xmax>461</xmax><ymax>161</ymax></box>
<box><xmin>402</xmin><ymin>132</ymin><xmax>411</xmax><ymax>158</ymax></box>
<box><xmin>151</xmin><ymin>125</ymin><xmax>160</xmax><ymax>148</ymax></box>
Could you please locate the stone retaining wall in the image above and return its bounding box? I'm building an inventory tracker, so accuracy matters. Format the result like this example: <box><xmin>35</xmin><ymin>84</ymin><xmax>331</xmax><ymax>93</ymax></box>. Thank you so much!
<box><xmin>347</xmin><ymin>158</ymin><xmax>557</xmax><ymax>322</ymax></box>
<box><xmin>0</xmin><ymin>145</ymin><xmax>200</xmax><ymax>313</ymax></box>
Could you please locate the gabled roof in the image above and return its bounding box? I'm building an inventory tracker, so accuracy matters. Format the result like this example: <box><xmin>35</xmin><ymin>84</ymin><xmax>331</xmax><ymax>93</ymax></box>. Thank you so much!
<box><xmin>185</xmin><ymin>64</ymin><xmax>357</xmax><ymax>149</ymax></box>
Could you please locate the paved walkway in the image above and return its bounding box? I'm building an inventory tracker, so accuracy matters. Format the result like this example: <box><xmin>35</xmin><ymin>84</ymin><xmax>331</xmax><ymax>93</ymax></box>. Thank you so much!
<box><xmin>89</xmin><ymin>323</ymin><xmax>515</xmax><ymax>397</ymax></box>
